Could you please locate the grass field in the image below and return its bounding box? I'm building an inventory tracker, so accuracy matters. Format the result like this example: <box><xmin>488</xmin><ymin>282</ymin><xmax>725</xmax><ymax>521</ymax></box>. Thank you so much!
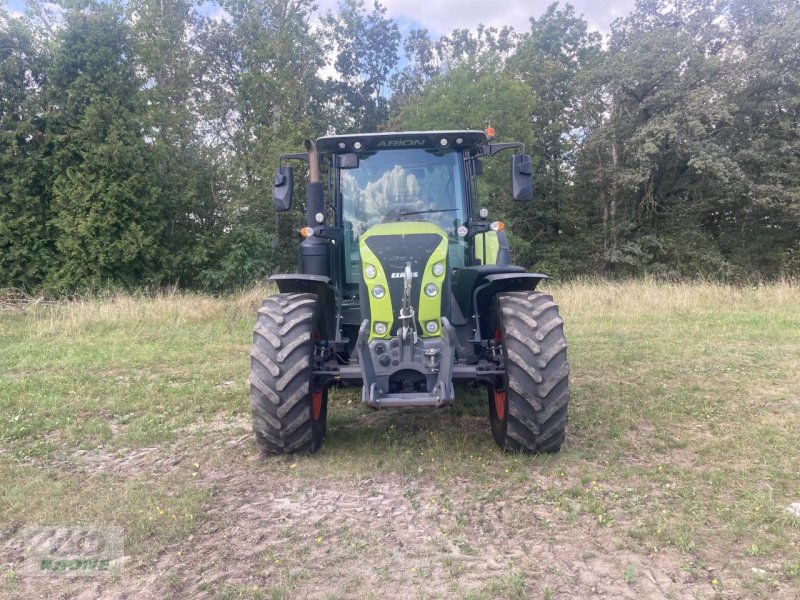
<box><xmin>1</xmin><ymin>280</ymin><xmax>799</xmax><ymax>599</ymax></box>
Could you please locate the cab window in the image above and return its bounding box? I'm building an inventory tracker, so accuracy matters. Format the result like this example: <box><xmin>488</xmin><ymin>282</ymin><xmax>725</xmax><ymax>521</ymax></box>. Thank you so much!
<box><xmin>340</xmin><ymin>148</ymin><xmax>467</xmax><ymax>285</ymax></box>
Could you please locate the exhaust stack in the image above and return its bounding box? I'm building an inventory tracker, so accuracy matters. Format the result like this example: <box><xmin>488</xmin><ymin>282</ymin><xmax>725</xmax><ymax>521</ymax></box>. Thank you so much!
<box><xmin>299</xmin><ymin>138</ymin><xmax>329</xmax><ymax>277</ymax></box>
<box><xmin>304</xmin><ymin>139</ymin><xmax>323</xmax><ymax>227</ymax></box>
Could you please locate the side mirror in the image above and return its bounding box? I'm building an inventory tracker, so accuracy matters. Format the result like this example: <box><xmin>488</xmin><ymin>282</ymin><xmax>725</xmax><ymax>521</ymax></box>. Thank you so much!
<box><xmin>338</xmin><ymin>153</ymin><xmax>359</xmax><ymax>169</ymax></box>
<box><xmin>473</xmin><ymin>158</ymin><xmax>484</xmax><ymax>176</ymax></box>
<box><xmin>511</xmin><ymin>154</ymin><xmax>533</xmax><ymax>202</ymax></box>
<box><xmin>273</xmin><ymin>166</ymin><xmax>293</xmax><ymax>212</ymax></box>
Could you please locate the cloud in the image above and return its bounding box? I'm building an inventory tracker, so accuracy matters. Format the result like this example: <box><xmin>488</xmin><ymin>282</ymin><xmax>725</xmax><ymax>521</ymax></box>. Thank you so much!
<box><xmin>197</xmin><ymin>1</ymin><xmax>231</xmax><ymax>23</ymax></box>
<box><xmin>381</xmin><ymin>0</ymin><xmax>538</xmax><ymax>34</ymax></box>
<box><xmin>208</xmin><ymin>6</ymin><xmax>232</xmax><ymax>23</ymax></box>
<box><xmin>315</xmin><ymin>0</ymin><xmax>636</xmax><ymax>36</ymax></box>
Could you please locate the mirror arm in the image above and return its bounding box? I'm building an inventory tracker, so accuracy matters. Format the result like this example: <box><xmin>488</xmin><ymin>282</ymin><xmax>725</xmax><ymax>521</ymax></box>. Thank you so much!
<box><xmin>279</xmin><ymin>152</ymin><xmax>309</xmax><ymax>164</ymax></box>
<box><xmin>313</xmin><ymin>226</ymin><xmax>344</xmax><ymax>242</ymax></box>
<box><xmin>465</xmin><ymin>219</ymin><xmax>491</xmax><ymax>238</ymax></box>
<box><xmin>479</xmin><ymin>142</ymin><xmax>524</xmax><ymax>157</ymax></box>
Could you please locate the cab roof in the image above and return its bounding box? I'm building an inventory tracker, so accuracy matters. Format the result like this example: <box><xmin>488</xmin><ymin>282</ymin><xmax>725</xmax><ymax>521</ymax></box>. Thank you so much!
<box><xmin>315</xmin><ymin>130</ymin><xmax>488</xmax><ymax>155</ymax></box>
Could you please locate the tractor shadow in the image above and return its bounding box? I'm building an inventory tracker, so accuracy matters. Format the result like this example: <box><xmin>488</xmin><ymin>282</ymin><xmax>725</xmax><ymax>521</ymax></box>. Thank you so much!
<box><xmin>322</xmin><ymin>384</ymin><xmax>497</xmax><ymax>458</ymax></box>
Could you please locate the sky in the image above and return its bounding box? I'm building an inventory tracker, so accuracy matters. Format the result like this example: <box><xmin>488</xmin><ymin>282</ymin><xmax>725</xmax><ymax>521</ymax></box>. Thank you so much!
<box><xmin>6</xmin><ymin>0</ymin><xmax>637</xmax><ymax>35</ymax></box>
<box><xmin>311</xmin><ymin>0</ymin><xmax>638</xmax><ymax>36</ymax></box>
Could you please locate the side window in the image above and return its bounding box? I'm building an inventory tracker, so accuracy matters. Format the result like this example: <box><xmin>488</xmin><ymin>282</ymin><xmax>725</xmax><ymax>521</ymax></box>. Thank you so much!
<box><xmin>341</xmin><ymin>171</ymin><xmax>361</xmax><ymax>284</ymax></box>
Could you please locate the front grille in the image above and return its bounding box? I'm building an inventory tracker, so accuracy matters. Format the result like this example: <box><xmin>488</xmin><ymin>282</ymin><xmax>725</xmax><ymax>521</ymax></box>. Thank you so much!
<box><xmin>365</xmin><ymin>233</ymin><xmax>442</xmax><ymax>335</ymax></box>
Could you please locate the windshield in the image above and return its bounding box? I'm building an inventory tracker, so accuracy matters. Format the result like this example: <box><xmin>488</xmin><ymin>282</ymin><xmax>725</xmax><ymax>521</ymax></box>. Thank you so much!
<box><xmin>340</xmin><ymin>148</ymin><xmax>467</xmax><ymax>284</ymax></box>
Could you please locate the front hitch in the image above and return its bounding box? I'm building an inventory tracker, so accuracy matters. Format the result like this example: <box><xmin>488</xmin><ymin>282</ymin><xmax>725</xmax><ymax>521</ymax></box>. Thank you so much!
<box><xmin>355</xmin><ymin>317</ymin><xmax>456</xmax><ymax>409</ymax></box>
<box><xmin>398</xmin><ymin>262</ymin><xmax>417</xmax><ymax>344</ymax></box>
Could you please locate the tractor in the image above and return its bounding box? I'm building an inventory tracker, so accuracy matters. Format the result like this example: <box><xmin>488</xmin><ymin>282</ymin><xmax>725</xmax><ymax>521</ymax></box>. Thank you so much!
<box><xmin>249</xmin><ymin>130</ymin><xmax>569</xmax><ymax>454</ymax></box>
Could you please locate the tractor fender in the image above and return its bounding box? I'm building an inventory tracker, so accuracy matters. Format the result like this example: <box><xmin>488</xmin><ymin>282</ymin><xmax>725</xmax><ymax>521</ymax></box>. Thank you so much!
<box><xmin>269</xmin><ymin>274</ymin><xmax>339</xmax><ymax>339</ymax></box>
<box><xmin>472</xmin><ymin>272</ymin><xmax>549</xmax><ymax>342</ymax></box>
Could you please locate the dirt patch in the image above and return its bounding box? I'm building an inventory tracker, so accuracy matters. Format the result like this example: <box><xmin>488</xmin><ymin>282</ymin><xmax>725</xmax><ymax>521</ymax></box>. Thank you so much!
<box><xmin>3</xmin><ymin>422</ymin><xmax>759</xmax><ymax>600</ymax></box>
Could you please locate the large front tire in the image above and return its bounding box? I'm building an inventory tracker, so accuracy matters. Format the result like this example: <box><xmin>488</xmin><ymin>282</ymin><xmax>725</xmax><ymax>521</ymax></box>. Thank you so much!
<box><xmin>489</xmin><ymin>291</ymin><xmax>570</xmax><ymax>453</ymax></box>
<box><xmin>249</xmin><ymin>293</ymin><xmax>326</xmax><ymax>455</ymax></box>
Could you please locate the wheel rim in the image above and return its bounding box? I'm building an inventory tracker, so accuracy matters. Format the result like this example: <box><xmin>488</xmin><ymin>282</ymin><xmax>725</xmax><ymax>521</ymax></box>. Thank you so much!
<box><xmin>492</xmin><ymin>327</ymin><xmax>507</xmax><ymax>420</ymax></box>
<box><xmin>311</xmin><ymin>390</ymin><xmax>323</xmax><ymax>420</ymax></box>
<box><xmin>311</xmin><ymin>327</ymin><xmax>323</xmax><ymax>420</ymax></box>
<box><xmin>494</xmin><ymin>389</ymin><xmax>506</xmax><ymax>420</ymax></box>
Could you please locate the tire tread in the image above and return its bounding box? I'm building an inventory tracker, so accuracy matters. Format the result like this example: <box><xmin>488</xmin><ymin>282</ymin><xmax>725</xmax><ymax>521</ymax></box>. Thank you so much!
<box><xmin>249</xmin><ymin>293</ymin><xmax>322</xmax><ymax>455</ymax></box>
<box><xmin>493</xmin><ymin>291</ymin><xmax>570</xmax><ymax>453</ymax></box>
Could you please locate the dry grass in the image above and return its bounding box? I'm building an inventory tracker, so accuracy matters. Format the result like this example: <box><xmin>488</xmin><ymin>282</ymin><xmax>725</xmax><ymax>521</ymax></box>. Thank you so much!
<box><xmin>548</xmin><ymin>276</ymin><xmax>800</xmax><ymax>313</ymax></box>
<box><xmin>1</xmin><ymin>279</ymin><xmax>798</xmax><ymax>598</ymax></box>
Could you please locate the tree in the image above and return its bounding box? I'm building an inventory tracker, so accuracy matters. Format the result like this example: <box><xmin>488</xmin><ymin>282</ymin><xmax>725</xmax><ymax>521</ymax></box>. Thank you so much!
<box><xmin>126</xmin><ymin>0</ymin><xmax>216</xmax><ymax>286</ymax></box>
<box><xmin>46</xmin><ymin>1</ymin><xmax>163</xmax><ymax>290</ymax></box>
<box><xmin>390</xmin><ymin>24</ymin><xmax>516</xmax><ymax>116</ymax></box>
<box><xmin>321</xmin><ymin>0</ymin><xmax>400</xmax><ymax>133</ymax></box>
<box><xmin>3</xmin><ymin>0</ymin><xmax>798</xmax><ymax>291</ymax></box>
<box><xmin>720</xmin><ymin>0</ymin><xmax>800</xmax><ymax>276</ymax></box>
<box><xmin>389</xmin><ymin>28</ymin><xmax>441</xmax><ymax>114</ymax></box>
<box><xmin>576</xmin><ymin>0</ymin><xmax>733</xmax><ymax>276</ymax></box>
<box><xmin>575</xmin><ymin>0</ymin><xmax>799</xmax><ymax>278</ymax></box>
<box><xmin>508</xmin><ymin>3</ymin><xmax>602</xmax><ymax>275</ymax></box>
<box><xmin>393</xmin><ymin>66</ymin><xmax>539</xmax><ymax>265</ymax></box>
<box><xmin>194</xmin><ymin>0</ymin><xmax>325</xmax><ymax>287</ymax></box>
<box><xmin>0</xmin><ymin>7</ymin><xmax>52</xmax><ymax>289</ymax></box>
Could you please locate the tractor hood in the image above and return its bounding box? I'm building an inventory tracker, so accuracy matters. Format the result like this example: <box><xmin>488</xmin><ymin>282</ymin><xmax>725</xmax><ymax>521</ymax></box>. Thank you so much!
<box><xmin>359</xmin><ymin>222</ymin><xmax>448</xmax><ymax>340</ymax></box>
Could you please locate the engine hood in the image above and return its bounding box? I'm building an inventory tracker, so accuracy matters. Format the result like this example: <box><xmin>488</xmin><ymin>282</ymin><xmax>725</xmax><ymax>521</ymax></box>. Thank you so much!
<box><xmin>358</xmin><ymin>222</ymin><xmax>448</xmax><ymax>340</ymax></box>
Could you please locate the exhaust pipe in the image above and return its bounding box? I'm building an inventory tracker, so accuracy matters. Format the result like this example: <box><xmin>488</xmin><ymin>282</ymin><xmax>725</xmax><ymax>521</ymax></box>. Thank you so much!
<box><xmin>304</xmin><ymin>138</ymin><xmax>323</xmax><ymax>227</ymax></box>
<box><xmin>300</xmin><ymin>138</ymin><xmax>329</xmax><ymax>277</ymax></box>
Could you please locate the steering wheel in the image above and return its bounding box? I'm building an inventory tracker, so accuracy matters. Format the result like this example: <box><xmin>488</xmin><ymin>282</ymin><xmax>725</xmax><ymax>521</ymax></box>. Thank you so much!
<box><xmin>382</xmin><ymin>200</ymin><xmax>425</xmax><ymax>223</ymax></box>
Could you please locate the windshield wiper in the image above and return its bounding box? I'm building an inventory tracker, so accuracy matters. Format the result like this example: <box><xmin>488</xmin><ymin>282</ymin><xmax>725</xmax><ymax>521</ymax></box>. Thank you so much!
<box><xmin>400</xmin><ymin>208</ymin><xmax>458</xmax><ymax>216</ymax></box>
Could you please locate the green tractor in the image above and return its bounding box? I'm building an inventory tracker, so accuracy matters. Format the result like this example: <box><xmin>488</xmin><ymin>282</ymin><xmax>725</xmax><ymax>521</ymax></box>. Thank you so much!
<box><xmin>250</xmin><ymin>130</ymin><xmax>569</xmax><ymax>454</ymax></box>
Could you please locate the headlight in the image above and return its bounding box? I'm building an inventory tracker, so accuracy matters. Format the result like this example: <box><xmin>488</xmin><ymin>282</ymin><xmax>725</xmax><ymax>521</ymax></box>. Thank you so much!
<box><xmin>374</xmin><ymin>322</ymin><xmax>388</xmax><ymax>335</ymax></box>
<box><xmin>424</xmin><ymin>283</ymin><xmax>439</xmax><ymax>298</ymax></box>
<box><xmin>432</xmin><ymin>262</ymin><xmax>445</xmax><ymax>277</ymax></box>
<box><xmin>425</xmin><ymin>320</ymin><xmax>438</xmax><ymax>334</ymax></box>
<box><xmin>364</xmin><ymin>264</ymin><xmax>377</xmax><ymax>279</ymax></box>
<box><xmin>372</xmin><ymin>284</ymin><xmax>385</xmax><ymax>299</ymax></box>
